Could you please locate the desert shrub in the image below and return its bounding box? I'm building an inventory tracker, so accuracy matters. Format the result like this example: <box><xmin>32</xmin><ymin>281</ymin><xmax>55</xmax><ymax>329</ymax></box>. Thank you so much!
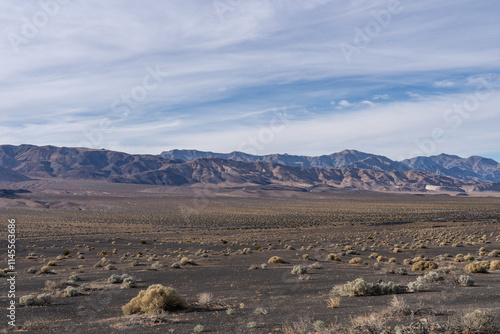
<box><xmin>302</xmin><ymin>254</ymin><xmax>310</xmax><ymax>260</ymax></box>
<box><xmin>247</xmin><ymin>322</ymin><xmax>257</xmax><ymax>328</ymax></box>
<box><xmin>490</xmin><ymin>260</ymin><xmax>500</xmax><ymax>270</ymax></box>
<box><xmin>332</xmin><ymin>278</ymin><xmax>405</xmax><ymax>297</ymax></box>
<box><xmin>457</xmin><ymin>275</ymin><xmax>475</xmax><ymax>286</ymax></box>
<box><xmin>346</xmin><ymin>249</ymin><xmax>359</xmax><ymax>255</ymax></box>
<box><xmin>351</xmin><ymin>314</ymin><xmax>386</xmax><ymax>333</ymax></box>
<box><xmin>226</xmin><ymin>308</ymin><xmax>235</xmax><ymax>315</ymax></box>
<box><xmin>151</xmin><ymin>261</ymin><xmax>164</xmax><ymax>270</ymax></box>
<box><xmin>407</xmin><ymin>281</ymin><xmax>425</xmax><ymax>292</ymax></box>
<box><xmin>291</xmin><ymin>265</ymin><xmax>308</xmax><ymax>275</ymax></box>
<box><xmin>455</xmin><ymin>254</ymin><xmax>465</xmax><ymax>262</ymax></box>
<box><xmin>108</xmin><ymin>274</ymin><xmax>122</xmax><ymax>284</ymax></box>
<box><xmin>179</xmin><ymin>257</ymin><xmax>196</xmax><ymax>265</ymax></box>
<box><xmin>460</xmin><ymin>309</ymin><xmax>498</xmax><ymax>333</ymax></box>
<box><xmin>171</xmin><ymin>262</ymin><xmax>181</xmax><ymax>269</ymax></box>
<box><xmin>130</xmin><ymin>260</ymin><xmax>140</xmax><ymax>267</ymax></box>
<box><xmin>268</xmin><ymin>256</ymin><xmax>284</xmax><ymax>264</ymax></box>
<box><xmin>104</xmin><ymin>264</ymin><xmax>116</xmax><ymax>270</ymax></box>
<box><xmin>63</xmin><ymin>286</ymin><xmax>79</xmax><ymax>297</ymax></box>
<box><xmin>62</xmin><ymin>249</ymin><xmax>70</xmax><ymax>256</ymax></box>
<box><xmin>377</xmin><ymin>256</ymin><xmax>388</xmax><ymax>262</ymax></box>
<box><xmin>326</xmin><ymin>296</ymin><xmax>340</xmax><ymax>308</ymax></box>
<box><xmin>308</xmin><ymin>262</ymin><xmax>322</xmax><ymax>269</ymax></box>
<box><xmin>488</xmin><ymin>250</ymin><xmax>500</xmax><ymax>257</ymax></box>
<box><xmin>40</xmin><ymin>266</ymin><xmax>52</xmax><ymax>273</ymax></box>
<box><xmin>36</xmin><ymin>294</ymin><xmax>53</xmax><ymax>305</ymax></box>
<box><xmin>47</xmin><ymin>261</ymin><xmax>57</xmax><ymax>266</ymax></box>
<box><xmin>248</xmin><ymin>264</ymin><xmax>259</xmax><ymax>270</ymax></box>
<box><xmin>260</xmin><ymin>263</ymin><xmax>268</xmax><ymax>270</ymax></box>
<box><xmin>412</xmin><ymin>260</ymin><xmax>438</xmax><ymax>271</ymax></box>
<box><xmin>395</xmin><ymin>267</ymin><xmax>408</xmax><ymax>275</ymax></box>
<box><xmin>349</xmin><ymin>257</ymin><xmax>363</xmax><ymax>264</ymax></box>
<box><xmin>403</xmin><ymin>259</ymin><xmax>413</xmax><ymax>265</ymax></box>
<box><xmin>122</xmin><ymin>284</ymin><xmax>187</xmax><ymax>315</ymax></box>
<box><xmin>393</xmin><ymin>248</ymin><xmax>402</xmax><ymax>253</ymax></box>
<box><xmin>464</xmin><ymin>253</ymin><xmax>475</xmax><ymax>261</ymax></box>
<box><xmin>197</xmin><ymin>292</ymin><xmax>214</xmax><ymax>306</ymax></box>
<box><xmin>27</xmin><ymin>267</ymin><xmax>37</xmax><ymax>274</ymax></box>
<box><xmin>19</xmin><ymin>295</ymin><xmax>37</xmax><ymax>306</ymax></box>
<box><xmin>194</xmin><ymin>324</ymin><xmax>204</xmax><ymax>332</ymax></box>
<box><xmin>465</xmin><ymin>261</ymin><xmax>490</xmax><ymax>273</ymax></box>
<box><xmin>69</xmin><ymin>274</ymin><xmax>81</xmax><ymax>282</ymax></box>
<box><xmin>327</xmin><ymin>254</ymin><xmax>341</xmax><ymax>261</ymax></box>
<box><xmin>254</xmin><ymin>307</ymin><xmax>267</xmax><ymax>315</ymax></box>
<box><xmin>122</xmin><ymin>277</ymin><xmax>136</xmax><ymax>289</ymax></box>
<box><xmin>386</xmin><ymin>295</ymin><xmax>411</xmax><ymax>316</ymax></box>
<box><xmin>418</xmin><ymin>271</ymin><xmax>444</xmax><ymax>283</ymax></box>
<box><xmin>94</xmin><ymin>261</ymin><xmax>103</xmax><ymax>268</ymax></box>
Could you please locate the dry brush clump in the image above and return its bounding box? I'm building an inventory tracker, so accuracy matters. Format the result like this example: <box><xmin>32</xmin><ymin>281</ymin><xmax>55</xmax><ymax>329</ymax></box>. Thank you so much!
<box><xmin>268</xmin><ymin>256</ymin><xmax>285</xmax><ymax>264</ymax></box>
<box><xmin>122</xmin><ymin>284</ymin><xmax>187</xmax><ymax>315</ymax></box>
<box><xmin>465</xmin><ymin>261</ymin><xmax>490</xmax><ymax>273</ymax></box>
<box><xmin>332</xmin><ymin>278</ymin><xmax>406</xmax><ymax>297</ymax></box>
<box><xmin>411</xmin><ymin>260</ymin><xmax>438</xmax><ymax>271</ymax></box>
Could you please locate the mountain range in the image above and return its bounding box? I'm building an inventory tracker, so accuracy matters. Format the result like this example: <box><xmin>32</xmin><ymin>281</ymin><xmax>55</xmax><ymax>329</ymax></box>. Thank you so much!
<box><xmin>161</xmin><ymin>149</ymin><xmax>500</xmax><ymax>183</ymax></box>
<box><xmin>0</xmin><ymin>144</ymin><xmax>499</xmax><ymax>193</ymax></box>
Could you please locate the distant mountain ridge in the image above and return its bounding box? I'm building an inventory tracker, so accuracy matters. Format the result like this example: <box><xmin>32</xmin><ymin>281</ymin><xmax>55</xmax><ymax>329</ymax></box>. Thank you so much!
<box><xmin>0</xmin><ymin>144</ymin><xmax>498</xmax><ymax>193</ymax></box>
<box><xmin>161</xmin><ymin>149</ymin><xmax>500</xmax><ymax>182</ymax></box>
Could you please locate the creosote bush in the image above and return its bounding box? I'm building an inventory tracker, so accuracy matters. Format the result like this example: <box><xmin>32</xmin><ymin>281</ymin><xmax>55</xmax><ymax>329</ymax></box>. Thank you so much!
<box><xmin>411</xmin><ymin>260</ymin><xmax>438</xmax><ymax>271</ymax></box>
<box><xmin>349</xmin><ymin>257</ymin><xmax>363</xmax><ymax>264</ymax></box>
<box><xmin>490</xmin><ymin>260</ymin><xmax>500</xmax><ymax>270</ymax></box>
<box><xmin>122</xmin><ymin>284</ymin><xmax>187</xmax><ymax>315</ymax></box>
<box><xmin>465</xmin><ymin>261</ymin><xmax>490</xmax><ymax>273</ymax></box>
<box><xmin>327</xmin><ymin>254</ymin><xmax>341</xmax><ymax>261</ymax></box>
<box><xmin>268</xmin><ymin>256</ymin><xmax>284</xmax><ymax>264</ymax></box>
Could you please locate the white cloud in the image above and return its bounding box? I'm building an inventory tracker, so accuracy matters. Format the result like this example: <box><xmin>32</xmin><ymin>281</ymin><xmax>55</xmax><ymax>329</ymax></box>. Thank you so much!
<box><xmin>434</xmin><ymin>80</ymin><xmax>455</xmax><ymax>87</ymax></box>
<box><xmin>0</xmin><ymin>0</ymin><xmax>498</xmax><ymax>161</ymax></box>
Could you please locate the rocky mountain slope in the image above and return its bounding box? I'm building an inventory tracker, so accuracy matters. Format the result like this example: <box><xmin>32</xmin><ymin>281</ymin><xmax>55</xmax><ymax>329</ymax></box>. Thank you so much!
<box><xmin>161</xmin><ymin>149</ymin><xmax>500</xmax><ymax>182</ymax></box>
<box><xmin>0</xmin><ymin>144</ymin><xmax>498</xmax><ymax>193</ymax></box>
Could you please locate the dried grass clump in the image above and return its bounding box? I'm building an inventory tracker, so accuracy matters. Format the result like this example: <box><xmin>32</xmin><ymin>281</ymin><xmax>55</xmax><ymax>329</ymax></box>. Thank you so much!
<box><xmin>460</xmin><ymin>309</ymin><xmax>498</xmax><ymax>333</ymax></box>
<box><xmin>327</xmin><ymin>254</ymin><xmax>341</xmax><ymax>261</ymax></box>
<box><xmin>122</xmin><ymin>284</ymin><xmax>187</xmax><ymax>315</ymax></box>
<box><xmin>465</xmin><ymin>261</ymin><xmax>490</xmax><ymax>273</ymax></box>
<box><xmin>268</xmin><ymin>256</ymin><xmax>284</xmax><ymax>264</ymax></box>
<box><xmin>349</xmin><ymin>257</ymin><xmax>363</xmax><ymax>265</ymax></box>
<box><xmin>376</xmin><ymin>255</ymin><xmax>388</xmax><ymax>262</ymax></box>
<box><xmin>412</xmin><ymin>260</ymin><xmax>438</xmax><ymax>271</ymax></box>
<box><xmin>179</xmin><ymin>257</ymin><xmax>196</xmax><ymax>265</ymax></box>
<box><xmin>490</xmin><ymin>260</ymin><xmax>500</xmax><ymax>270</ymax></box>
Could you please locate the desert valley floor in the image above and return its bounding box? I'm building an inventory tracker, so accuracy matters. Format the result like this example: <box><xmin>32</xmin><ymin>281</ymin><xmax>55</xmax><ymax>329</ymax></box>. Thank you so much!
<box><xmin>1</xmin><ymin>180</ymin><xmax>499</xmax><ymax>333</ymax></box>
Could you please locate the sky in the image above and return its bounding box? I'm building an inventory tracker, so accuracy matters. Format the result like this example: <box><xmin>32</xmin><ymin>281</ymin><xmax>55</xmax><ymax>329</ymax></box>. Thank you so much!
<box><xmin>1</xmin><ymin>0</ymin><xmax>499</xmax><ymax>161</ymax></box>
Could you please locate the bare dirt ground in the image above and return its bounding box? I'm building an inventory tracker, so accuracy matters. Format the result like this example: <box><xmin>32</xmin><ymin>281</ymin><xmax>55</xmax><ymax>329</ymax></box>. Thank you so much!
<box><xmin>0</xmin><ymin>181</ymin><xmax>499</xmax><ymax>333</ymax></box>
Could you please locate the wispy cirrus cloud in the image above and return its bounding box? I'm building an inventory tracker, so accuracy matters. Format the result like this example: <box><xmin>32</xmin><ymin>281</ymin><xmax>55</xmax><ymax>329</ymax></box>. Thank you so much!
<box><xmin>0</xmin><ymin>0</ymin><xmax>499</xmax><ymax>160</ymax></box>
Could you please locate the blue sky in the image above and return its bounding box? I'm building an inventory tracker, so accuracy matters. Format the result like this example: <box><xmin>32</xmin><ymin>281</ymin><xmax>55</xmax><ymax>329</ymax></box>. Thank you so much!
<box><xmin>1</xmin><ymin>0</ymin><xmax>499</xmax><ymax>161</ymax></box>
